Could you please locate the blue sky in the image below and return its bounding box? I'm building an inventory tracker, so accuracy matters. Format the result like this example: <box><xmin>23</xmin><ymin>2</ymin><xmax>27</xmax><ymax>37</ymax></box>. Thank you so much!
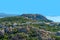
<box><xmin>0</xmin><ymin>0</ymin><xmax>60</xmax><ymax>16</ymax></box>
<box><xmin>46</xmin><ymin>16</ymin><xmax>60</xmax><ymax>22</ymax></box>
<box><xmin>0</xmin><ymin>0</ymin><xmax>60</xmax><ymax>22</ymax></box>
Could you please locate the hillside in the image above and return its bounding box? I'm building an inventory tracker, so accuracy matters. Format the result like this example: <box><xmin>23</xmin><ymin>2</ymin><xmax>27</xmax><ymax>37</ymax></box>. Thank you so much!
<box><xmin>20</xmin><ymin>14</ymin><xmax>52</xmax><ymax>22</ymax></box>
<box><xmin>0</xmin><ymin>16</ymin><xmax>33</xmax><ymax>23</ymax></box>
<box><xmin>0</xmin><ymin>14</ymin><xmax>59</xmax><ymax>40</ymax></box>
<box><xmin>0</xmin><ymin>14</ymin><xmax>52</xmax><ymax>23</ymax></box>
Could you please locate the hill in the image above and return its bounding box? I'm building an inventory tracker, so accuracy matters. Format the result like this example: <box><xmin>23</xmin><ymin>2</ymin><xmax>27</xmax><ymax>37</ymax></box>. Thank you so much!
<box><xmin>21</xmin><ymin>14</ymin><xmax>52</xmax><ymax>22</ymax></box>
<box><xmin>0</xmin><ymin>14</ymin><xmax>52</xmax><ymax>23</ymax></box>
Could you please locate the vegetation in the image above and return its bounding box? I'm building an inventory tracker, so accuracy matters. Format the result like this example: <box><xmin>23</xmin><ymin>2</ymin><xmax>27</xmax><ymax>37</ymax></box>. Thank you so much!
<box><xmin>0</xmin><ymin>14</ymin><xmax>60</xmax><ymax>40</ymax></box>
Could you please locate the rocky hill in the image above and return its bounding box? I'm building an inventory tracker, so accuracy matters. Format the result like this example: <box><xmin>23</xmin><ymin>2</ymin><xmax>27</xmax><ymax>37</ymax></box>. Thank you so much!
<box><xmin>21</xmin><ymin>14</ymin><xmax>52</xmax><ymax>22</ymax></box>
<box><xmin>0</xmin><ymin>14</ymin><xmax>52</xmax><ymax>23</ymax></box>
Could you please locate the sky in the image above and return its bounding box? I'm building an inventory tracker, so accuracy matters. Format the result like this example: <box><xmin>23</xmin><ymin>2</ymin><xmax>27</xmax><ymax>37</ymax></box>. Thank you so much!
<box><xmin>0</xmin><ymin>0</ymin><xmax>60</xmax><ymax>22</ymax></box>
<box><xmin>46</xmin><ymin>16</ymin><xmax>60</xmax><ymax>22</ymax></box>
